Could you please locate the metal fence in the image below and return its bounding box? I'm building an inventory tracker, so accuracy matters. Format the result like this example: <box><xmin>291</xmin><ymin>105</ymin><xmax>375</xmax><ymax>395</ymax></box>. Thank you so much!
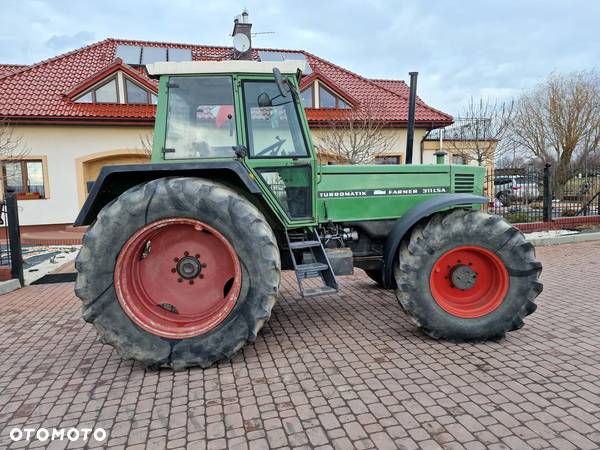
<box><xmin>0</xmin><ymin>190</ymin><xmax>24</xmax><ymax>284</ymax></box>
<box><xmin>0</xmin><ymin>200</ymin><xmax>12</xmax><ymax>268</ymax></box>
<box><xmin>485</xmin><ymin>164</ymin><xmax>600</xmax><ymax>223</ymax></box>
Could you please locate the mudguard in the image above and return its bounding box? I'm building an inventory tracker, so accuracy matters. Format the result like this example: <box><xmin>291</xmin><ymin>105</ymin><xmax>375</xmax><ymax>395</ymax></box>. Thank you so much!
<box><xmin>74</xmin><ymin>161</ymin><xmax>261</xmax><ymax>226</ymax></box>
<box><xmin>381</xmin><ymin>194</ymin><xmax>489</xmax><ymax>288</ymax></box>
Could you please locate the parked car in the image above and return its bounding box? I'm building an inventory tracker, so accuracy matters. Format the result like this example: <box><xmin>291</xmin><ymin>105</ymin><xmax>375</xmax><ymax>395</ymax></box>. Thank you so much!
<box><xmin>494</xmin><ymin>175</ymin><xmax>540</xmax><ymax>206</ymax></box>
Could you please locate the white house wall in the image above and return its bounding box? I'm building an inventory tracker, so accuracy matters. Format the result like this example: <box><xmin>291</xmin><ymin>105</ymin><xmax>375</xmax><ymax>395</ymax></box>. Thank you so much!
<box><xmin>11</xmin><ymin>125</ymin><xmax>152</xmax><ymax>226</ymax></box>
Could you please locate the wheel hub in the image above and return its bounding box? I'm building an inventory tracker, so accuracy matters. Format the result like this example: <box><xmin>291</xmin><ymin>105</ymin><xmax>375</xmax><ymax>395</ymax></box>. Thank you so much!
<box><xmin>429</xmin><ymin>246</ymin><xmax>509</xmax><ymax>318</ymax></box>
<box><xmin>175</xmin><ymin>255</ymin><xmax>205</xmax><ymax>279</ymax></box>
<box><xmin>450</xmin><ymin>264</ymin><xmax>477</xmax><ymax>290</ymax></box>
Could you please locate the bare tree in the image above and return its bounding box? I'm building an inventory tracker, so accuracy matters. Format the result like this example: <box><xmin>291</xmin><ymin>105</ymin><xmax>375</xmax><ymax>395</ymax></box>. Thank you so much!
<box><xmin>314</xmin><ymin>102</ymin><xmax>396</xmax><ymax>164</ymax></box>
<box><xmin>495</xmin><ymin>143</ymin><xmax>532</xmax><ymax>169</ymax></box>
<box><xmin>511</xmin><ymin>71</ymin><xmax>600</xmax><ymax>185</ymax></box>
<box><xmin>0</xmin><ymin>119</ymin><xmax>28</xmax><ymax>160</ymax></box>
<box><xmin>0</xmin><ymin>118</ymin><xmax>29</xmax><ymax>198</ymax></box>
<box><xmin>138</xmin><ymin>132</ymin><xmax>154</xmax><ymax>157</ymax></box>
<box><xmin>444</xmin><ymin>97</ymin><xmax>514</xmax><ymax>166</ymax></box>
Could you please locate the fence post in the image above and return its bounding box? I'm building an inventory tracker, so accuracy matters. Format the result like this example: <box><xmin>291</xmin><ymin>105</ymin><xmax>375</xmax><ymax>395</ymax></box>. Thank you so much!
<box><xmin>5</xmin><ymin>189</ymin><xmax>24</xmax><ymax>286</ymax></box>
<box><xmin>543</xmin><ymin>163</ymin><xmax>552</xmax><ymax>222</ymax></box>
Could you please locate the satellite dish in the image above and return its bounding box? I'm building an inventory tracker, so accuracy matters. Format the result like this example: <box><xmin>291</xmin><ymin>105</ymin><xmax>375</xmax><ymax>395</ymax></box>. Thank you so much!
<box><xmin>233</xmin><ymin>33</ymin><xmax>250</xmax><ymax>53</ymax></box>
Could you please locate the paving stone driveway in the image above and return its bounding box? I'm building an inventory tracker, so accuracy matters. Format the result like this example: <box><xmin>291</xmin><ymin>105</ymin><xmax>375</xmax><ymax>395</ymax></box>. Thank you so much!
<box><xmin>0</xmin><ymin>241</ymin><xmax>599</xmax><ymax>450</ymax></box>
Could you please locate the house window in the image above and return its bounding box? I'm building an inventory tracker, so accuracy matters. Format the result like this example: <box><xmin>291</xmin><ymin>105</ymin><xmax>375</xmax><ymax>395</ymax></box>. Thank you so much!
<box><xmin>2</xmin><ymin>160</ymin><xmax>46</xmax><ymax>199</ymax></box>
<box><xmin>125</xmin><ymin>78</ymin><xmax>156</xmax><ymax>104</ymax></box>
<box><xmin>75</xmin><ymin>77</ymin><xmax>119</xmax><ymax>104</ymax></box>
<box><xmin>373</xmin><ymin>155</ymin><xmax>402</xmax><ymax>165</ymax></box>
<box><xmin>75</xmin><ymin>73</ymin><xmax>156</xmax><ymax>105</ymax></box>
<box><xmin>94</xmin><ymin>79</ymin><xmax>118</xmax><ymax>103</ymax></box>
<box><xmin>300</xmin><ymin>85</ymin><xmax>313</xmax><ymax>108</ymax></box>
<box><xmin>319</xmin><ymin>86</ymin><xmax>336</xmax><ymax>108</ymax></box>
<box><xmin>318</xmin><ymin>85</ymin><xmax>349</xmax><ymax>109</ymax></box>
<box><xmin>452</xmin><ymin>154</ymin><xmax>467</xmax><ymax>165</ymax></box>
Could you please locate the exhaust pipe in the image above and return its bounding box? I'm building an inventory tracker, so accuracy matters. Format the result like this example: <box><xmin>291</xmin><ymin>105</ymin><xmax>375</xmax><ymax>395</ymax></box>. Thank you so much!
<box><xmin>405</xmin><ymin>71</ymin><xmax>418</xmax><ymax>164</ymax></box>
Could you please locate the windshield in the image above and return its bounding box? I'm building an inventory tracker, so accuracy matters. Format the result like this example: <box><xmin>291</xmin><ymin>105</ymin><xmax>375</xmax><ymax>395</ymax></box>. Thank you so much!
<box><xmin>164</xmin><ymin>76</ymin><xmax>237</xmax><ymax>159</ymax></box>
<box><xmin>242</xmin><ymin>81</ymin><xmax>309</xmax><ymax>158</ymax></box>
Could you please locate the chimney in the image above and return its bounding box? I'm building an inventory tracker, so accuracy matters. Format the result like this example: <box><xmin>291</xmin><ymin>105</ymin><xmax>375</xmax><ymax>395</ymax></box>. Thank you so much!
<box><xmin>405</xmin><ymin>71</ymin><xmax>418</xmax><ymax>164</ymax></box>
<box><xmin>232</xmin><ymin>9</ymin><xmax>252</xmax><ymax>60</ymax></box>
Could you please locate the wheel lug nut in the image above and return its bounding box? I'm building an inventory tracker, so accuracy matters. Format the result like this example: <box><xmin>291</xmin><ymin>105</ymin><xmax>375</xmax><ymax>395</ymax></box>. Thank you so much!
<box><xmin>195</xmin><ymin>254</ymin><xmax>200</xmax><ymax>259</ymax></box>
<box><xmin>177</xmin><ymin>278</ymin><xmax>183</xmax><ymax>283</ymax></box>
<box><xmin>184</xmin><ymin>251</ymin><xmax>189</xmax><ymax>256</ymax></box>
<box><xmin>174</xmin><ymin>257</ymin><xmax>179</xmax><ymax>262</ymax></box>
<box><xmin>199</xmin><ymin>274</ymin><xmax>204</xmax><ymax>279</ymax></box>
<box><xmin>171</xmin><ymin>268</ymin><xmax>176</xmax><ymax>273</ymax></box>
<box><xmin>201</xmin><ymin>263</ymin><xmax>207</xmax><ymax>268</ymax></box>
<box><xmin>189</xmin><ymin>280</ymin><xmax>194</xmax><ymax>285</ymax></box>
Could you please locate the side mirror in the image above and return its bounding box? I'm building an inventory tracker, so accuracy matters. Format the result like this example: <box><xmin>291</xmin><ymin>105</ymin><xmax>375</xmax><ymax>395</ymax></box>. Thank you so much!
<box><xmin>257</xmin><ymin>92</ymin><xmax>272</xmax><ymax>107</ymax></box>
<box><xmin>273</xmin><ymin>68</ymin><xmax>290</xmax><ymax>97</ymax></box>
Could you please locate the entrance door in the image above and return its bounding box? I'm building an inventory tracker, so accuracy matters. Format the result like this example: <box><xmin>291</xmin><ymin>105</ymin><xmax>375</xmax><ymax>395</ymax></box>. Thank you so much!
<box><xmin>238</xmin><ymin>77</ymin><xmax>317</xmax><ymax>226</ymax></box>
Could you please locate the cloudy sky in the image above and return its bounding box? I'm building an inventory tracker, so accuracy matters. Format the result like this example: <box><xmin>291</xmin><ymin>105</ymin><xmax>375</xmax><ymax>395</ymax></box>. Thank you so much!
<box><xmin>1</xmin><ymin>0</ymin><xmax>598</xmax><ymax>114</ymax></box>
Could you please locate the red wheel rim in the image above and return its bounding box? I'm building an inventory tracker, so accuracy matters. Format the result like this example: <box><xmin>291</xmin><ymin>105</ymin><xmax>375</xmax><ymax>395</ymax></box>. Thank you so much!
<box><xmin>430</xmin><ymin>246</ymin><xmax>509</xmax><ymax>318</ymax></box>
<box><xmin>114</xmin><ymin>218</ymin><xmax>242</xmax><ymax>339</ymax></box>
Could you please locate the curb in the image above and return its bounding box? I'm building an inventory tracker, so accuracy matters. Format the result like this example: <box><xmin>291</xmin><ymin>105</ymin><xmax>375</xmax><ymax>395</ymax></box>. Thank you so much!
<box><xmin>0</xmin><ymin>279</ymin><xmax>22</xmax><ymax>295</ymax></box>
<box><xmin>525</xmin><ymin>231</ymin><xmax>600</xmax><ymax>246</ymax></box>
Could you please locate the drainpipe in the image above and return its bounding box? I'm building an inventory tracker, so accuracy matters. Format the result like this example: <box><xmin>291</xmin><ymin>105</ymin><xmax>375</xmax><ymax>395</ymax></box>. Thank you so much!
<box><xmin>405</xmin><ymin>72</ymin><xmax>418</xmax><ymax>164</ymax></box>
<box><xmin>420</xmin><ymin>127</ymin><xmax>431</xmax><ymax>164</ymax></box>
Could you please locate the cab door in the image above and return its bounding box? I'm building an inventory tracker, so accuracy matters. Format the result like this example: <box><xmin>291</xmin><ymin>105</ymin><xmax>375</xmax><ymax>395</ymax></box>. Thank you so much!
<box><xmin>236</xmin><ymin>75</ymin><xmax>317</xmax><ymax>227</ymax></box>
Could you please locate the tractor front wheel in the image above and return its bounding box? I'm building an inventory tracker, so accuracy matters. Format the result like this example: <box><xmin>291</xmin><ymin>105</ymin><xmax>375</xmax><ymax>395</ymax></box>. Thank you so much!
<box><xmin>394</xmin><ymin>209</ymin><xmax>542</xmax><ymax>341</ymax></box>
<box><xmin>75</xmin><ymin>177</ymin><xmax>280</xmax><ymax>370</ymax></box>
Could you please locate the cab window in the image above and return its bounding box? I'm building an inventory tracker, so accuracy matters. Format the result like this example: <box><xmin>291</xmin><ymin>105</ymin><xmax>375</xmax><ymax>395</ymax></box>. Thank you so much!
<box><xmin>165</xmin><ymin>76</ymin><xmax>237</xmax><ymax>159</ymax></box>
<box><xmin>242</xmin><ymin>81</ymin><xmax>309</xmax><ymax>158</ymax></box>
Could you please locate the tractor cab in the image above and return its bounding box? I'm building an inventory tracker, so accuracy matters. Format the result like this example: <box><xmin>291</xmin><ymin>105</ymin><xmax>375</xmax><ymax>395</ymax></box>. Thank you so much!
<box><xmin>146</xmin><ymin>60</ymin><xmax>317</xmax><ymax>227</ymax></box>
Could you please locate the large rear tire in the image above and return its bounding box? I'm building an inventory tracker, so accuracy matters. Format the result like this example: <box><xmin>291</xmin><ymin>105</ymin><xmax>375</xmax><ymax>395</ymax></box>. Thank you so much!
<box><xmin>75</xmin><ymin>177</ymin><xmax>280</xmax><ymax>370</ymax></box>
<box><xmin>394</xmin><ymin>209</ymin><xmax>542</xmax><ymax>341</ymax></box>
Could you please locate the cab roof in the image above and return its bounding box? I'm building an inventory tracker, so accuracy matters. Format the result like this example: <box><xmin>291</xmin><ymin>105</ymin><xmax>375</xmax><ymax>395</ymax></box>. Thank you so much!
<box><xmin>146</xmin><ymin>60</ymin><xmax>306</xmax><ymax>77</ymax></box>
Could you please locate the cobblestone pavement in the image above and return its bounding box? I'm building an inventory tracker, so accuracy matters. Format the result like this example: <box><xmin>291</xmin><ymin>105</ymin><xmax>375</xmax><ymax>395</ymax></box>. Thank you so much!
<box><xmin>0</xmin><ymin>241</ymin><xmax>599</xmax><ymax>450</ymax></box>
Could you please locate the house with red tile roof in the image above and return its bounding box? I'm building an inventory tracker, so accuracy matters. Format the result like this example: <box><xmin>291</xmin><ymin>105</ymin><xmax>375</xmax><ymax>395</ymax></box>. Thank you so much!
<box><xmin>0</xmin><ymin>35</ymin><xmax>452</xmax><ymax>228</ymax></box>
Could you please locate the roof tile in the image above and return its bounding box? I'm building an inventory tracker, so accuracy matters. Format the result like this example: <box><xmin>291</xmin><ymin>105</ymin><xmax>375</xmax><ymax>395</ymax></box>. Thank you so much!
<box><xmin>0</xmin><ymin>38</ymin><xmax>452</xmax><ymax>126</ymax></box>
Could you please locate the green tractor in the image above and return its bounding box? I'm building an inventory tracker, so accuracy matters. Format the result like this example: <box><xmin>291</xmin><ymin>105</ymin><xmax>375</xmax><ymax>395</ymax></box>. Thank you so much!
<box><xmin>74</xmin><ymin>60</ymin><xmax>542</xmax><ymax>370</ymax></box>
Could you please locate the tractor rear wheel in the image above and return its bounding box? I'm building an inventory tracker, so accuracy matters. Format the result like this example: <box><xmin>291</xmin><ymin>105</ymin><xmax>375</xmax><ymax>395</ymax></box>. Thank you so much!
<box><xmin>394</xmin><ymin>209</ymin><xmax>542</xmax><ymax>341</ymax></box>
<box><xmin>75</xmin><ymin>177</ymin><xmax>280</xmax><ymax>370</ymax></box>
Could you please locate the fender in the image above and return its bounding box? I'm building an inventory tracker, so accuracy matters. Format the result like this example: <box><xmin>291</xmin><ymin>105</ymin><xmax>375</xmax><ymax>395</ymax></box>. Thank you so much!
<box><xmin>381</xmin><ymin>194</ymin><xmax>489</xmax><ymax>288</ymax></box>
<box><xmin>74</xmin><ymin>161</ymin><xmax>261</xmax><ymax>226</ymax></box>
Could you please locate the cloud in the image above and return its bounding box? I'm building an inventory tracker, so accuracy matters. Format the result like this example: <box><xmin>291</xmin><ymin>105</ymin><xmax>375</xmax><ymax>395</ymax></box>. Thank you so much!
<box><xmin>46</xmin><ymin>31</ymin><xmax>95</xmax><ymax>50</ymax></box>
<box><xmin>1</xmin><ymin>0</ymin><xmax>599</xmax><ymax>114</ymax></box>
